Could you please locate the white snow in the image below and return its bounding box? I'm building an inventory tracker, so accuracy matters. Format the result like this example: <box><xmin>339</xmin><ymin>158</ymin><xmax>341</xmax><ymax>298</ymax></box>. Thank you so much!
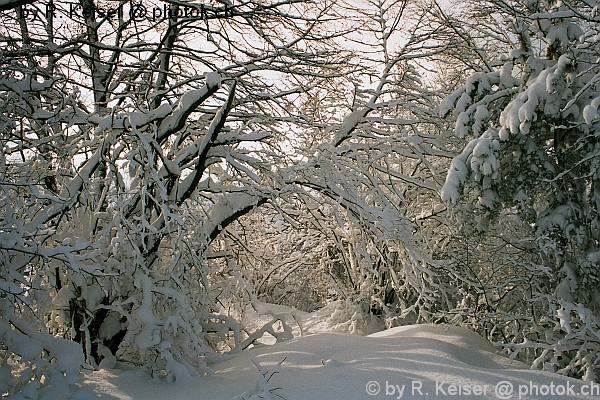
<box><xmin>473</xmin><ymin>105</ymin><xmax>490</xmax><ymax>136</ymax></box>
<box><xmin>438</xmin><ymin>88</ymin><xmax>465</xmax><ymax>117</ymax></box>
<box><xmin>75</xmin><ymin>308</ymin><xmax>597</xmax><ymax>400</ymax></box>
<box><xmin>583</xmin><ymin>104</ymin><xmax>599</xmax><ymax>125</ymax></box>
<box><xmin>454</xmin><ymin>112</ymin><xmax>471</xmax><ymax>138</ymax></box>
<box><xmin>499</xmin><ymin>62</ymin><xmax>515</xmax><ymax>88</ymax></box>
<box><xmin>455</xmin><ymin>93</ymin><xmax>472</xmax><ymax>114</ymax></box>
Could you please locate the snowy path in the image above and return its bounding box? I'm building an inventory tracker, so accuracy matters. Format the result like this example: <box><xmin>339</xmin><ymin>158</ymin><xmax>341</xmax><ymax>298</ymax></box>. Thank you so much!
<box><xmin>78</xmin><ymin>324</ymin><xmax>596</xmax><ymax>400</ymax></box>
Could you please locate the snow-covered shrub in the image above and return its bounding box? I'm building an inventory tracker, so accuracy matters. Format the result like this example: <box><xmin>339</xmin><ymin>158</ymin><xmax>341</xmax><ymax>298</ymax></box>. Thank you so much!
<box><xmin>0</xmin><ymin>65</ymin><xmax>268</xmax><ymax>393</ymax></box>
<box><xmin>0</xmin><ymin>73</ymin><xmax>91</xmax><ymax>398</ymax></box>
<box><xmin>506</xmin><ymin>297</ymin><xmax>600</xmax><ymax>381</ymax></box>
<box><xmin>440</xmin><ymin>0</ymin><xmax>600</xmax><ymax>379</ymax></box>
<box><xmin>0</xmin><ymin>291</ymin><xmax>86</xmax><ymax>399</ymax></box>
<box><xmin>304</xmin><ymin>299</ymin><xmax>384</xmax><ymax>335</ymax></box>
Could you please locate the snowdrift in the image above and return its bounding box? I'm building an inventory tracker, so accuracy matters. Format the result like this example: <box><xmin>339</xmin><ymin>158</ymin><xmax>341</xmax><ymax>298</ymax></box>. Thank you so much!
<box><xmin>78</xmin><ymin>324</ymin><xmax>596</xmax><ymax>399</ymax></box>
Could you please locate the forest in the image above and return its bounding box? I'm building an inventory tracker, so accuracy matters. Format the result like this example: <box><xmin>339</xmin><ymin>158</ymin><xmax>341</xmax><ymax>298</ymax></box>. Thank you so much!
<box><xmin>0</xmin><ymin>0</ymin><xmax>599</xmax><ymax>397</ymax></box>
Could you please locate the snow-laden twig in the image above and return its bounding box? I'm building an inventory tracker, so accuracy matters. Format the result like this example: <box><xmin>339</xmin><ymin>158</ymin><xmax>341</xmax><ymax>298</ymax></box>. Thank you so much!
<box><xmin>231</xmin><ymin>357</ymin><xmax>287</xmax><ymax>400</ymax></box>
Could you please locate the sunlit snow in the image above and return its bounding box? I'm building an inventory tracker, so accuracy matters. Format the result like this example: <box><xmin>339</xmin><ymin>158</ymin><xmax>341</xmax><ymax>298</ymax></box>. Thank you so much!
<box><xmin>76</xmin><ymin>306</ymin><xmax>596</xmax><ymax>400</ymax></box>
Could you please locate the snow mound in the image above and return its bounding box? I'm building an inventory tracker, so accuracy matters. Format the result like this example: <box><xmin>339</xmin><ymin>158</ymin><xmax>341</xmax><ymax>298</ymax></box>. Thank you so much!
<box><xmin>78</xmin><ymin>323</ymin><xmax>594</xmax><ymax>400</ymax></box>
<box><xmin>368</xmin><ymin>324</ymin><xmax>516</xmax><ymax>369</ymax></box>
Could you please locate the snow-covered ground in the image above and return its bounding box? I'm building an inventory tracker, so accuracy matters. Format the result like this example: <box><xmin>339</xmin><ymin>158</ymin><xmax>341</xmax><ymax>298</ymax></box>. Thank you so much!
<box><xmin>76</xmin><ymin>305</ymin><xmax>598</xmax><ymax>400</ymax></box>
